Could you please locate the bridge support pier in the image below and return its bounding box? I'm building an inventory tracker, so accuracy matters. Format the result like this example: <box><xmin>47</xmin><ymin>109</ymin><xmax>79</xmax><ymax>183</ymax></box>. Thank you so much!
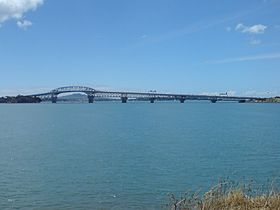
<box><xmin>51</xmin><ymin>94</ymin><xmax>57</xmax><ymax>103</ymax></box>
<box><xmin>179</xmin><ymin>98</ymin><xmax>186</xmax><ymax>103</ymax></box>
<box><xmin>210</xmin><ymin>99</ymin><xmax>217</xmax><ymax>103</ymax></box>
<box><xmin>150</xmin><ymin>98</ymin><xmax>155</xmax><ymax>103</ymax></box>
<box><xmin>121</xmin><ymin>96</ymin><xmax>128</xmax><ymax>103</ymax></box>
<box><xmin>87</xmin><ymin>95</ymin><xmax>95</xmax><ymax>103</ymax></box>
<box><xmin>238</xmin><ymin>99</ymin><xmax>246</xmax><ymax>103</ymax></box>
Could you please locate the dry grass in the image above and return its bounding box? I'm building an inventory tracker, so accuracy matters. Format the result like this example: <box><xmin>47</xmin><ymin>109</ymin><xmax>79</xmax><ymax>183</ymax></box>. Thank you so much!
<box><xmin>167</xmin><ymin>181</ymin><xmax>280</xmax><ymax>210</ymax></box>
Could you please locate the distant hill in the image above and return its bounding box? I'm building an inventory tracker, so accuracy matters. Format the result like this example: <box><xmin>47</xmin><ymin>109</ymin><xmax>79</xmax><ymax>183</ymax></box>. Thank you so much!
<box><xmin>58</xmin><ymin>93</ymin><xmax>88</xmax><ymax>101</ymax></box>
<box><xmin>58</xmin><ymin>93</ymin><xmax>119</xmax><ymax>101</ymax></box>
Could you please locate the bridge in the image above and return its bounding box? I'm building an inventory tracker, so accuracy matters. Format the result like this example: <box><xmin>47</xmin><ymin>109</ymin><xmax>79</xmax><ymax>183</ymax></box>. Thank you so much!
<box><xmin>28</xmin><ymin>86</ymin><xmax>262</xmax><ymax>104</ymax></box>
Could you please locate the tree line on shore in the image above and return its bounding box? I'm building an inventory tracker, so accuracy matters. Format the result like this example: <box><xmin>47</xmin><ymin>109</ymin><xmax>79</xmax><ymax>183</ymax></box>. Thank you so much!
<box><xmin>0</xmin><ymin>95</ymin><xmax>42</xmax><ymax>103</ymax></box>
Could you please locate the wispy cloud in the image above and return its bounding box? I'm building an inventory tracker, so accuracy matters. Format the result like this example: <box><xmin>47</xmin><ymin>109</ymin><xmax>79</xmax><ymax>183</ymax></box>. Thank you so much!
<box><xmin>125</xmin><ymin>5</ymin><xmax>271</xmax><ymax>50</ymax></box>
<box><xmin>200</xmin><ymin>90</ymin><xmax>236</xmax><ymax>96</ymax></box>
<box><xmin>242</xmin><ymin>90</ymin><xmax>280</xmax><ymax>97</ymax></box>
<box><xmin>17</xmin><ymin>19</ymin><xmax>32</xmax><ymax>29</ymax></box>
<box><xmin>250</xmin><ymin>39</ymin><xmax>261</xmax><ymax>45</ymax></box>
<box><xmin>151</xmin><ymin>4</ymin><xmax>272</xmax><ymax>43</ymax></box>
<box><xmin>0</xmin><ymin>0</ymin><xmax>43</xmax><ymax>29</ymax></box>
<box><xmin>200</xmin><ymin>90</ymin><xmax>279</xmax><ymax>97</ymax></box>
<box><xmin>148</xmin><ymin>14</ymin><xmax>246</xmax><ymax>43</ymax></box>
<box><xmin>129</xmin><ymin>14</ymin><xmax>246</xmax><ymax>47</ymax></box>
<box><xmin>206</xmin><ymin>52</ymin><xmax>280</xmax><ymax>64</ymax></box>
<box><xmin>235</xmin><ymin>23</ymin><xmax>267</xmax><ymax>34</ymax></box>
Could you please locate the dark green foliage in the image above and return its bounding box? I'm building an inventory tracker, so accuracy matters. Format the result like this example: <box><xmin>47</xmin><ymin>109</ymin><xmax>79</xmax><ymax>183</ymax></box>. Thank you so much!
<box><xmin>0</xmin><ymin>95</ymin><xmax>41</xmax><ymax>103</ymax></box>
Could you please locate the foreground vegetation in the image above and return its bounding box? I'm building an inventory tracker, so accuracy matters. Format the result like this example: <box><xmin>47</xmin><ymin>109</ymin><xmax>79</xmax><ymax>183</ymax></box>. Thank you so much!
<box><xmin>167</xmin><ymin>181</ymin><xmax>280</xmax><ymax>210</ymax></box>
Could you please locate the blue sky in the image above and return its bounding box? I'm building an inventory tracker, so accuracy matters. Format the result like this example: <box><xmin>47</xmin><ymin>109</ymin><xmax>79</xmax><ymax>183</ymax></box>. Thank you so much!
<box><xmin>0</xmin><ymin>0</ymin><xmax>280</xmax><ymax>96</ymax></box>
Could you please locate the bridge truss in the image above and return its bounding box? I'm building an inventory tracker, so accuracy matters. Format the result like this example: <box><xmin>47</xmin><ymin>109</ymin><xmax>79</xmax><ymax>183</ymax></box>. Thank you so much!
<box><xmin>28</xmin><ymin>86</ymin><xmax>262</xmax><ymax>103</ymax></box>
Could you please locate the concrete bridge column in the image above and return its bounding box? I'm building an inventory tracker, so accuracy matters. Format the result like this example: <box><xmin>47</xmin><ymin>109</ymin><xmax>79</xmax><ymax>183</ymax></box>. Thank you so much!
<box><xmin>179</xmin><ymin>97</ymin><xmax>186</xmax><ymax>103</ymax></box>
<box><xmin>210</xmin><ymin>99</ymin><xmax>217</xmax><ymax>103</ymax></box>
<box><xmin>121</xmin><ymin>96</ymin><xmax>128</xmax><ymax>103</ymax></box>
<box><xmin>87</xmin><ymin>94</ymin><xmax>95</xmax><ymax>103</ymax></box>
<box><xmin>150</xmin><ymin>98</ymin><xmax>155</xmax><ymax>103</ymax></box>
<box><xmin>51</xmin><ymin>94</ymin><xmax>57</xmax><ymax>103</ymax></box>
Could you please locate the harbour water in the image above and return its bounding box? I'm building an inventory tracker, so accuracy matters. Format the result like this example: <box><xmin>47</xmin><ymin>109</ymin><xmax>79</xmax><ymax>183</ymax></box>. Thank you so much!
<box><xmin>0</xmin><ymin>102</ymin><xmax>280</xmax><ymax>209</ymax></box>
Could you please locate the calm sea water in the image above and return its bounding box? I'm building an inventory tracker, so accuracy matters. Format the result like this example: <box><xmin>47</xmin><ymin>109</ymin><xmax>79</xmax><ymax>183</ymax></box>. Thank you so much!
<box><xmin>1</xmin><ymin>102</ymin><xmax>280</xmax><ymax>209</ymax></box>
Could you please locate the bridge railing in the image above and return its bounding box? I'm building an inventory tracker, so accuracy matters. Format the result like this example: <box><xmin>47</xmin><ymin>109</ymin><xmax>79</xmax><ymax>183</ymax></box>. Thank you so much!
<box><xmin>26</xmin><ymin>86</ymin><xmax>263</xmax><ymax>103</ymax></box>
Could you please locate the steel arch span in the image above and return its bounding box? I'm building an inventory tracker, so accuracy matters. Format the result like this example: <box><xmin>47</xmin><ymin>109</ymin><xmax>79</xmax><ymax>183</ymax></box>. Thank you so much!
<box><xmin>28</xmin><ymin>86</ymin><xmax>96</xmax><ymax>103</ymax></box>
<box><xmin>51</xmin><ymin>86</ymin><xmax>96</xmax><ymax>94</ymax></box>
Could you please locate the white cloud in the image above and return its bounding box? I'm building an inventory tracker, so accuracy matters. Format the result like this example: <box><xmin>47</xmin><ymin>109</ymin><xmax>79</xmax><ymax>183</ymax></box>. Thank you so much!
<box><xmin>200</xmin><ymin>90</ymin><xmax>279</xmax><ymax>97</ymax></box>
<box><xmin>242</xmin><ymin>90</ymin><xmax>279</xmax><ymax>97</ymax></box>
<box><xmin>200</xmin><ymin>90</ymin><xmax>236</xmax><ymax>96</ymax></box>
<box><xmin>235</xmin><ymin>23</ymin><xmax>267</xmax><ymax>34</ymax></box>
<box><xmin>0</xmin><ymin>0</ymin><xmax>43</xmax><ymax>28</ymax></box>
<box><xmin>17</xmin><ymin>19</ymin><xmax>32</xmax><ymax>29</ymax></box>
<box><xmin>250</xmin><ymin>39</ymin><xmax>261</xmax><ymax>45</ymax></box>
<box><xmin>200</xmin><ymin>91</ymin><xmax>219</xmax><ymax>96</ymax></box>
<box><xmin>206</xmin><ymin>52</ymin><xmax>280</xmax><ymax>64</ymax></box>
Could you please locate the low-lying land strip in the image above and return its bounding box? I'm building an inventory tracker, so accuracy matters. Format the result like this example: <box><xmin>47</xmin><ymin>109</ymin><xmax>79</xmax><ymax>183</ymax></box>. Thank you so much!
<box><xmin>0</xmin><ymin>95</ymin><xmax>41</xmax><ymax>103</ymax></box>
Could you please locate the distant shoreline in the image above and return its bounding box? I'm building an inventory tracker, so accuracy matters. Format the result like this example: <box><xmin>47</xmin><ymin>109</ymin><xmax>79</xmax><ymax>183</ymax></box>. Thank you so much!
<box><xmin>0</xmin><ymin>95</ymin><xmax>41</xmax><ymax>103</ymax></box>
<box><xmin>0</xmin><ymin>95</ymin><xmax>279</xmax><ymax>104</ymax></box>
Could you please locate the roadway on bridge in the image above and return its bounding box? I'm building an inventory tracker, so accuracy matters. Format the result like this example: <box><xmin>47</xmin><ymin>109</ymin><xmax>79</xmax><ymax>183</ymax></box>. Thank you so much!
<box><xmin>28</xmin><ymin>86</ymin><xmax>262</xmax><ymax>103</ymax></box>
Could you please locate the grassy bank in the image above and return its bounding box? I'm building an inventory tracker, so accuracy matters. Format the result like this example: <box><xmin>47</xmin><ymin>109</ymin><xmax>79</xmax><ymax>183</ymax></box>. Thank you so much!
<box><xmin>167</xmin><ymin>181</ymin><xmax>280</xmax><ymax>210</ymax></box>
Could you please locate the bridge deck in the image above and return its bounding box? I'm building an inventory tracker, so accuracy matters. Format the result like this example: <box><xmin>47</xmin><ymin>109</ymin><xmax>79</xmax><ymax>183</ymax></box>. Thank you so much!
<box><xmin>28</xmin><ymin>86</ymin><xmax>262</xmax><ymax>102</ymax></box>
